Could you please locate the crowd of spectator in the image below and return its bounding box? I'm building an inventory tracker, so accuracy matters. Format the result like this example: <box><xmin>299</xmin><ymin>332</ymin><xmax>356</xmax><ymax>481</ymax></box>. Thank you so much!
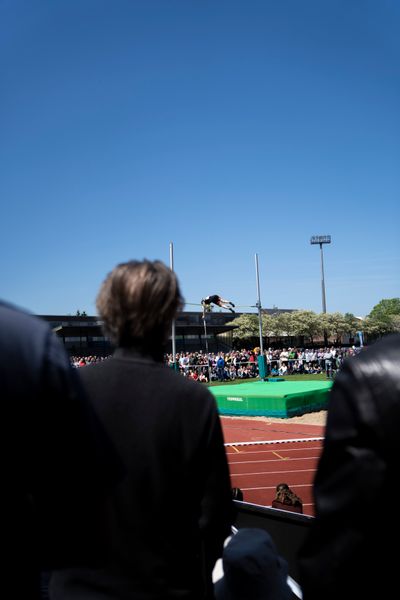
<box><xmin>71</xmin><ymin>346</ymin><xmax>362</xmax><ymax>382</ymax></box>
<box><xmin>70</xmin><ymin>355</ymin><xmax>108</xmax><ymax>368</ymax></box>
<box><xmin>164</xmin><ymin>346</ymin><xmax>361</xmax><ymax>382</ymax></box>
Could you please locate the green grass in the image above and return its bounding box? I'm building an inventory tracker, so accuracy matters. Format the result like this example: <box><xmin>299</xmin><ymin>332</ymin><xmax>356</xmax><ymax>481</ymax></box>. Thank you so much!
<box><xmin>207</xmin><ymin>373</ymin><xmax>328</xmax><ymax>387</ymax></box>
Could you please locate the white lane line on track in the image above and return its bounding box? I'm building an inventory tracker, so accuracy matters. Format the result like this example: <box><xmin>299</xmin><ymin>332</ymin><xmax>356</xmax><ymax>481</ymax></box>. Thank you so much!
<box><xmin>230</xmin><ymin>468</ymin><xmax>315</xmax><ymax>477</ymax></box>
<box><xmin>226</xmin><ymin>445</ymin><xmax>323</xmax><ymax>455</ymax></box>
<box><xmin>240</xmin><ymin>482</ymin><xmax>314</xmax><ymax>491</ymax></box>
<box><xmin>228</xmin><ymin>456</ymin><xmax>320</xmax><ymax>465</ymax></box>
<box><xmin>225</xmin><ymin>436</ymin><xmax>323</xmax><ymax>446</ymax></box>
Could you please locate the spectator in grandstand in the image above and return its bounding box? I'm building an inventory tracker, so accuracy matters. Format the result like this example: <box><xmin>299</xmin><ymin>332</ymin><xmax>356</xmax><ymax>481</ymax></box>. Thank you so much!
<box><xmin>271</xmin><ymin>483</ymin><xmax>303</xmax><ymax>514</ymax></box>
<box><xmin>201</xmin><ymin>294</ymin><xmax>235</xmax><ymax>314</ymax></box>
<box><xmin>1</xmin><ymin>300</ymin><xmax>120</xmax><ymax>600</ymax></box>
<box><xmin>299</xmin><ymin>334</ymin><xmax>400</xmax><ymax>600</ymax></box>
<box><xmin>270</xmin><ymin>364</ymin><xmax>280</xmax><ymax>377</ymax></box>
<box><xmin>51</xmin><ymin>259</ymin><xmax>233</xmax><ymax>600</ymax></box>
<box><xmin>216</xmin><ymin>353</ymin><xmax>226</xmax><ymax>381</ymax></box>
<box><xmin>278</xmin><ymin>363</ymin><xmax>288</xmax><ymax>377</ymax></box>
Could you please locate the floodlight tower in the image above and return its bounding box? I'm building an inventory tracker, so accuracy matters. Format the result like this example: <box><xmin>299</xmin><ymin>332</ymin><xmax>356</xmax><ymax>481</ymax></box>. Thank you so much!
<box><xmin>310</xmin><ymin>235</ymin><xmax>331</xmax><ymax>313</ymax></box>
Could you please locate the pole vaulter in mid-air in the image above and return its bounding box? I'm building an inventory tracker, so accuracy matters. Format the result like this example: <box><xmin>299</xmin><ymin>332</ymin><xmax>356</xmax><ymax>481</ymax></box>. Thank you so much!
<box><xmin>201</xmin><ymin>294</ymin><xmax>235</xmax><ymax>316</ymax></box>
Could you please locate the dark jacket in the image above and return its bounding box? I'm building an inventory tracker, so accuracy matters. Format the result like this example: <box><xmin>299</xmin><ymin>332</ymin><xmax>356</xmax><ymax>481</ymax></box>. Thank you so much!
<box><xmin>51</xmin><ymin>347</ymin><xmax>233</xmax><ymax>600</ymax></box>
<box><xmin>298</xmin><ymin>334</ymin><xmax>400</xmax><ymax>600</ymax></box>
<box><xmin>1</xmin><ymin>301</ymin><xmax>116</xmax><ymax>600</ymax></box>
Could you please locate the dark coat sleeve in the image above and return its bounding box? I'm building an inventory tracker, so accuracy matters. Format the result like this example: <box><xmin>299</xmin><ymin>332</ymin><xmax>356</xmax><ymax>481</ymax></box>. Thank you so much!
<box><xmin>298</xmin><ymin>335</ymin><xmax>400</xmax><ymax>600</ymax></box>
<box><xmin>193</xmin><ymin>388</ymin><xmax>233</xmax><ymax>597</ymax></box>
<box><xmin>33</xmin><ymin>330</ymin><xmax>123</xmax><ymax>567</ymax></box>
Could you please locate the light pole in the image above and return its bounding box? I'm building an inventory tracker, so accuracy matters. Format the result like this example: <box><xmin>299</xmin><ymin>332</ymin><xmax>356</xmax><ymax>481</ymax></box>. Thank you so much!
<box><xmin>310</xmin><ymin>235</ymin><xmax>331</xmax><ymax>313</ymax></box>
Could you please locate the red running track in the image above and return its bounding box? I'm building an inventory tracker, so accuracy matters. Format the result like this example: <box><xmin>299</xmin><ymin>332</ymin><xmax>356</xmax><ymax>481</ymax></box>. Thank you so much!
<box><xmin>221</xmin><ymin>416</ymin><xmax>325</xmax><ymax>516</ymax></box>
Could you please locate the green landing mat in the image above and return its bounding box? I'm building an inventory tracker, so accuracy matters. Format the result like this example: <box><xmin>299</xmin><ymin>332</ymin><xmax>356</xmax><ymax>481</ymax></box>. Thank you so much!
<box><xmin>210</xmin><ymin>380</ymin><xmax>333</xmax><ymax>418</ymax></box>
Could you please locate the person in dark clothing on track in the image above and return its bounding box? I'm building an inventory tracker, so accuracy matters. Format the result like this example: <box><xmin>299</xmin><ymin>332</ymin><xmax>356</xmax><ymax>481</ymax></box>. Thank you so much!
<box><xmin>51</xmin><ymin>259</ymin><xmax>233</xmax><ymax>600</ymax></box>
<box><xmin>201</xmin><ymin>295</ymin><xmax>235</xmax><ymax>314</ymax></box>
<box><xmin>1</xmin><ymin>300</ymin><xmax>120</xmax><ymax>600</ymax></box>
<box><xmin>271</xmin><ymin>483</ymin><xmax>303</xmax><ymax>514</ymax></box>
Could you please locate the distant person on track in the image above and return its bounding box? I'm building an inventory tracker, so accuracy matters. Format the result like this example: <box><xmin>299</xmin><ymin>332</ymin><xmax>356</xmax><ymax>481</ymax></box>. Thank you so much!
<box><xmin>201</xmin><ymin>294</ymin><xmax>235</xmax><ymax>315</ymax></box>
<box><xmin>1</xmin><ymin>300</ymin><xmax>120</xmax><ymax>600</ymax></box>
<box><xmin>271</xmin><ymin>483</ymin><xmax>303</xmax><ymax>514</ymax></box>
<box><xmin>298</xmin><ymin>334</ymin><xmax>400</xmax><ymax>600</ymax></box>
<box><xmin>51</xmin><ymin>259</ymin><xmax>233</xmax><ymax>600</ymax></box>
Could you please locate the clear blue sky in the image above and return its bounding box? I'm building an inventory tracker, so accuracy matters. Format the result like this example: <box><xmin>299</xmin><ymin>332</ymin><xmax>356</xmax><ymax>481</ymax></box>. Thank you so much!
<box><xmin>1</xmin><ymin>0</ymin><xmax>399</xmax><ymax>318</ymax></box>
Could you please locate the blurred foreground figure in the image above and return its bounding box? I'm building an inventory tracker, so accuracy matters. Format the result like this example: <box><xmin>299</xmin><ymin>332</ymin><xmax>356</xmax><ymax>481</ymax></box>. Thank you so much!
<box><xmin>299</xmin><ymin>334</ymin><xmax>400</xmax><ymax>600</ymax></box>
<box><xmin>1</xmin><ymin>300</ymin><xmax>119</xmax><ymax>600</ymax></box>
<box><xmin>214</xmin><ymin>528</ymin><xmax>292</xmax><ymax>600</ymax></box>
<box><xmin>51</xmin><ymin>259</ymin><xmax>233</xmax><ymax>600</ymax></box>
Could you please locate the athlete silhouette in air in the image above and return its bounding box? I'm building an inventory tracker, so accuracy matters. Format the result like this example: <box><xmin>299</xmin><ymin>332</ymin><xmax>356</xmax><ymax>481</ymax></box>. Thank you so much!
<box><xmin>201</xmin><ymin>295</ymin><xmax>235</xmax><ymax>315</ymax></box>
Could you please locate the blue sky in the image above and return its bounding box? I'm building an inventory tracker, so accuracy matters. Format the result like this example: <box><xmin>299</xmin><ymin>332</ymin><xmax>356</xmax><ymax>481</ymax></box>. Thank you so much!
<box><xmin>1</xmin><ymin>0</ymin><xmax>399</xmax><ymax>318</ymax></box>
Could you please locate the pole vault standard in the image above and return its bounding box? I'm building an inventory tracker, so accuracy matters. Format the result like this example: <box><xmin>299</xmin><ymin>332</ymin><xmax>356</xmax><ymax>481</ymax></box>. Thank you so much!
<box><xmin>255</xmin><ymin>253</ymin><xmax>268</xmax><ymax>380</ymax></box>
<box><xmin>169</xmin><ymin>242</ymin><xmax>178</xmax><ymax>370</ymax></box>
<box><xmin>202</xmin><ymin>310</ymin><xmax>213</xmax><ymax>382</ymax></box>
<box><xmin>255</xmin><ymin>253</ymin><xmax>264</xmax><ymax>355</ymax></box>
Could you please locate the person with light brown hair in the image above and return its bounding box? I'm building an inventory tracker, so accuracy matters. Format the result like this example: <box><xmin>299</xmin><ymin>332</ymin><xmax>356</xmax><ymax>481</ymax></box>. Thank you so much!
<box><xmin>51</xmin><ymin>259</ymin><xmax>233</xmax><ymax>600</ymax></box>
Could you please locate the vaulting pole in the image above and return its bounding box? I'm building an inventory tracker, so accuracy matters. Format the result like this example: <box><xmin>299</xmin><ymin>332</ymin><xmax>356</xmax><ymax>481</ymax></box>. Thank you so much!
<box><xmin>169</xmin><ymin>242</ymin><xmax>178</xmax><ymax>370</ymax></box>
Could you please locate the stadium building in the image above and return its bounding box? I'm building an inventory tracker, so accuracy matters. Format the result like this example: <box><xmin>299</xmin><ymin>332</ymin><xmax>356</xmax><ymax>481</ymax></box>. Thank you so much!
<box><xmin>39</xmin><ymin>308</ymin><xmax>295</xmax><ymax>356</ymax></box>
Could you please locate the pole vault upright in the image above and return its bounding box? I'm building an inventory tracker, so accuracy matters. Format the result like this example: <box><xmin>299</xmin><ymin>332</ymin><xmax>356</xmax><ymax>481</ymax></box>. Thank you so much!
<box><xmin>169</xmin><ymin>242</ymin><xmax>178</xmax><ymax>370</ymax></box>
<box><xmin>255</xmin><ymin>253</ymin><xmax>267</xmax><ymax>380</ymax></box>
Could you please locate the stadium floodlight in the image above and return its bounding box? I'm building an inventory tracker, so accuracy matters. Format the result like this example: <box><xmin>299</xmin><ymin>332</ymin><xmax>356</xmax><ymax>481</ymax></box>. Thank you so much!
<box><xmin>310</xmin><ymin>235</ymin><xmax>331</xmax><ymax>313</ymax></box>
<box><xmin>310</xmin><ymin>235</ymin><xmax>331</xmax><ymax>245</ymax></box>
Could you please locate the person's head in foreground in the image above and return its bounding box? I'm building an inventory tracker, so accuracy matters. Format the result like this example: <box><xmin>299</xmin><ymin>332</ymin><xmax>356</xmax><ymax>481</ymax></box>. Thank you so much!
<box><xmin>96</xmin><ymin>259</ymin><xmax>183</xmax><ymax>353</ymax></box>
<box><xmin>215</xmin><ymin>528</ymin><xmax>292</xmax><ymax>600</ymax></box>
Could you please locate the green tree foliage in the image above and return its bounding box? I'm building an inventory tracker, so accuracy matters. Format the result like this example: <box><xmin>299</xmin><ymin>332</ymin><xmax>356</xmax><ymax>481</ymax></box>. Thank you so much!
<box><xmin>261</xmin><ymin>314</ymin><xmax>278</xmax><ymax>341</ymax></box>
<box><xmin>230</xmin><ymin>313</ymin><xmax>259</xmax><ymax>341</ymax></box>
<box><xmin>320</xmin><ymin>312</ymin><xmax>349</xmax><ymax>345</ymax></box>
<box><xmin>272</xmin><ymin>312</ymin><xmax>296</xmax><ymax>345</ymax></box>
<box><xmin>363</xmin><ymin>298</ymin><xmax>400</xmax><ymax>338</ymax></box>
<box><xmin>230</xmin><ymin>300</ymin><xmax>399</xmax><ymax>346</ymax></box>
<box><xmin>391</xmin><ymin>315</ymin><xmax>400</xmax><ymax>332</ymax></box>
<box><xmin>362</xmin><ymin>316</ymin><xmax>396</xmax><ymax>338</ymax></box>
<box><xmin>344</xmin><ymin>312</ymin><xmax>360</xmax><ymax>337</ymax></box>
<box><xmin>368</xmin><ymin>298</ymin><xmax>400</xmax><ymax>323</ymax></box>
<box><xmin>291</xmin><ymin>310</ymin><xmax>323</xmax><ymax>345</ymax></box>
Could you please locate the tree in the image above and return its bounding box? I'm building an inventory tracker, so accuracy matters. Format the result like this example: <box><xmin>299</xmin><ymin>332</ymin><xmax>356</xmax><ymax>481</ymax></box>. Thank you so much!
<box><xmin>291</xmin><ymin>310</ymin><xmax>323</xmax><ymax>346</ymax></box>
<box><xmin>368</xmin><ymin>298</ymin><xmax>400</xmax><ymax>322</ymax></box>
<box><xmin>320</xmin><ymin>312</ymin><xmax>349</xmax><ymax>345</ymax></box>
<box><xmin>230</xmin><ymin>314</ymin><xmax>259</xmax><ymax>344</ymax></box>
<box><xmin>391</xmin><ymin>315</ymin><xmax>400</xmax><ymax>332</ymax></box>
<box><xmin>363</xmin><ymin>316</ymin><xmax>395</xmax><ymax>338</ymax></box>
<box><xmin>343</xmin><ymin>312</ymin><xmax>360</xmax><ymax>338</ymax></box>
<box><xmin>273</xmin><ymin>312</ymin><xmax>296</xmax><ymax>346</ymax></box>
<box><xmin>261</xmin><ymin>314</ymin><xmax>275</xmax><ymax>346</ymax></box>
<box><xmin>366</xmin><ymin>298</ymin><xmax>400</xmax><ymax>338</ymax></box>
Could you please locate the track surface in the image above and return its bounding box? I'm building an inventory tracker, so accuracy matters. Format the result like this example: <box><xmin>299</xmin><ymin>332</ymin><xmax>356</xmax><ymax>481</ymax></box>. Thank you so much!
<box><xmin>221</xmin><ymin>416</ymin><xmax>325</xmax><ymax>516</ymax></box>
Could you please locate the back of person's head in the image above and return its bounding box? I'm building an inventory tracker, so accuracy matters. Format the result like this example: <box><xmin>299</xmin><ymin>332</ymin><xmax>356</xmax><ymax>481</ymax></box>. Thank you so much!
<box><xmin>96</xmin><ymin>259</ymin><xmax>183</xmax><ymax>347</ymax></box>
<box><xmin>214</xmin><ymin>528</ymin><xmax>291</xmax><ymax>600</ymax></box>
